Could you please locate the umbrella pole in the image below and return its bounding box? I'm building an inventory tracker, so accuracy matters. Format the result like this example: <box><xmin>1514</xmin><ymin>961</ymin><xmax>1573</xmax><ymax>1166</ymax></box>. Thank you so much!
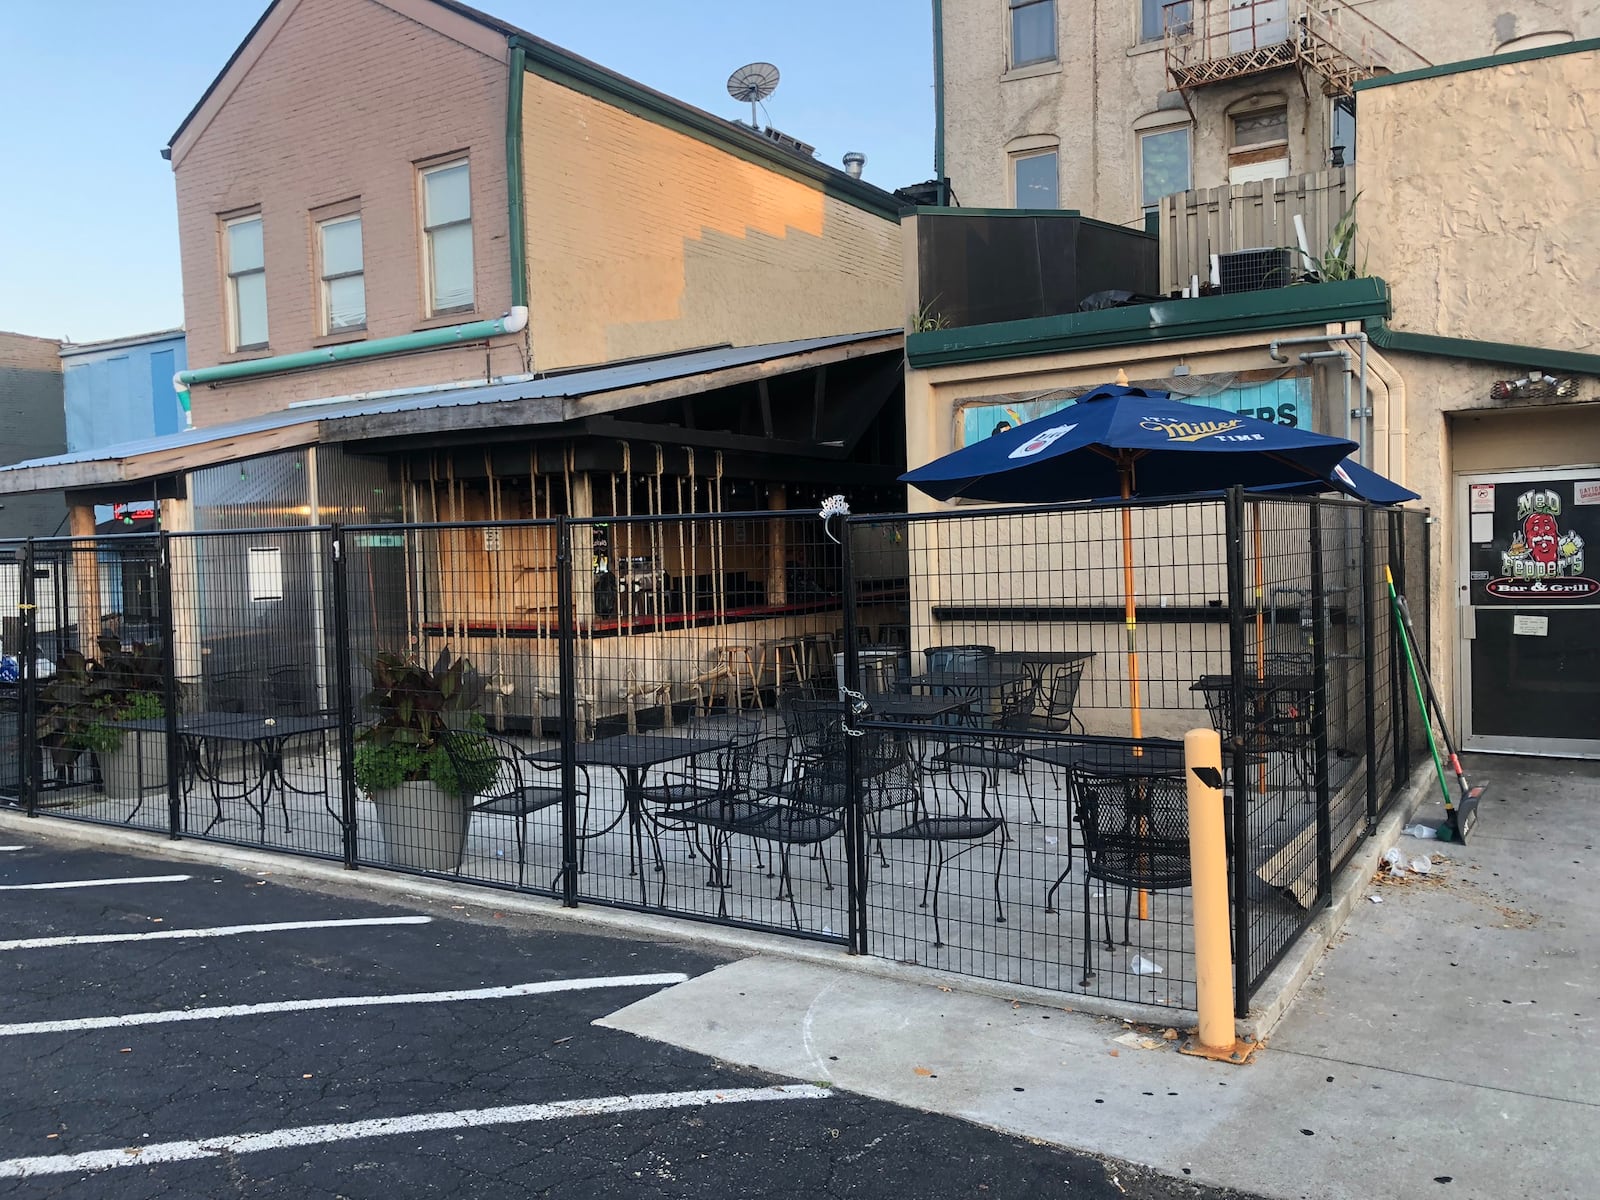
<box><xmin>1120</xmin><ymin>471</ymin><xmax>1150</xmax><ymax>921</ymax></box>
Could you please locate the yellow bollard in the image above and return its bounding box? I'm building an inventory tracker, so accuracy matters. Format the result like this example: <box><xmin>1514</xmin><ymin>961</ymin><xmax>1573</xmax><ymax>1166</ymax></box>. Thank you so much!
<box><xmin>1178</xmin><ymin>727</ymin><xmax>1260</xmax><ymax>1064</ymax></box>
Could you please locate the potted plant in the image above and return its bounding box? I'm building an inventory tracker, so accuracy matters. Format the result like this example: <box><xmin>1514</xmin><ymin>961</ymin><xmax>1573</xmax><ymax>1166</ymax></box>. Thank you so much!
<box><xmin>35</xmin><ymin>639</ymin><xmax>167</xmax><ymax>796</ymax></box>
<box><xmin>354</xmin><ymin>648</ymin><xmax>493</xmax><ymax>872</ymax></box>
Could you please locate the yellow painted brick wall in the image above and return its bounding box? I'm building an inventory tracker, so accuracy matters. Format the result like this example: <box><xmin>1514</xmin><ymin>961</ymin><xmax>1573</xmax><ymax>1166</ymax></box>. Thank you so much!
<box><xmin>521</xmin><ymin>72</ymin><xmax>903</xmax><ymax>371</ymax></box>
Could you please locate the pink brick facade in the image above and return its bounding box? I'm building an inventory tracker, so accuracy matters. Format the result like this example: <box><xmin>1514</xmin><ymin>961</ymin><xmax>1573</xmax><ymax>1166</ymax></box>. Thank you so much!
<box><xmin>171</xmin><ymin>0</ymin><xmax>519</xmax><ymax>426</ymax></box>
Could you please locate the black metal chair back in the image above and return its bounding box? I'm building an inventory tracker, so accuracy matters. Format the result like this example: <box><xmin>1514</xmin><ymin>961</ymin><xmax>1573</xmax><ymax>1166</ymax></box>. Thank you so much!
<box><xmin>922</xmin><ymin>644</ymin><xmax>995</xmax><ymax>675</ymax></box>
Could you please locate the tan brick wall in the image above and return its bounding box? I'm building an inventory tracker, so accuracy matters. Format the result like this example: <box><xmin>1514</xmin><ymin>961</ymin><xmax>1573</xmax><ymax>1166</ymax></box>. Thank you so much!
<box><xmin>171</xmin><ymin>0</ymin><xmax>519</xmax><ymax>426</ymax></box>
<box><xmin>521</xmin><ymin>72</ymin><xmax>903</xmax><ymax>372</ymax></box>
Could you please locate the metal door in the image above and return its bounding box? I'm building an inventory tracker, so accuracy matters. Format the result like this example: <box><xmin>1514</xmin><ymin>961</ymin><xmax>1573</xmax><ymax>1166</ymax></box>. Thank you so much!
<box><xmin>1229</xmin><ymin>0</ymin><xmax>1288</xmax><ymax>53</ymax></box>
<box><xmin>1458</xmin><ymin>468</ymin><xmax>1600</xmax><ymax>757</ymax></box>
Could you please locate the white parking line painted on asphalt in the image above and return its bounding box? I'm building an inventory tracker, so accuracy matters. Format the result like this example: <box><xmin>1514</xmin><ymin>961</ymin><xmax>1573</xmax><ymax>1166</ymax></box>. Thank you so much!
<box><xmin>0</xmin><ymin>846</ymin><xmax>25</xmax><ymax>852</ymax></box>
<box><xmin>0</xmin><ymin>874</ymin><xmax>191</xmax><ymax>891</ymax></box>
<box><xmin>0</xmin><ymin>915</ymin><xmax>431</xmax><ymax>952</ymax></box>
<box><xmin>0</xmin><ymin>973</ymin><xmax>692</xmax><ymax>1037</ymax></box>
<box><xmin>0</xmin><ymin>1084</ymin><xmax>830</xmax><ymax>1177</ymax></box>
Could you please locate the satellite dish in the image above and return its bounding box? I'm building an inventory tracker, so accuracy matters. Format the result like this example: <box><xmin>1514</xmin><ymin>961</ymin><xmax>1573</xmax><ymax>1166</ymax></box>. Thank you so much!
<box><xmin>727</xmin><ymin>61</ymin><xmax>780</xmax><ymax>129</ymax></box>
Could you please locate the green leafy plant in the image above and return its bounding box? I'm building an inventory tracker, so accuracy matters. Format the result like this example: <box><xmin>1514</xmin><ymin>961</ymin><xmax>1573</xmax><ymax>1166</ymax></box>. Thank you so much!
<box><xmin>910</xmin><ymin>298</ymin><xmax>948</xmax><ymax>333</ymax></box>
<box><xmin>35</xmin><ymin>639</ymin><xmax>166</xmax><ymax>764</ymax></box>
<box><xmin>353</xmin><ymin>648</ymin><xmax>491</xmax><ymax>796</ymax></box>
<box><xmin>1297</xmin><ymin>194</ymin><xmax>1365</xmax><ymax>283</ymax></box>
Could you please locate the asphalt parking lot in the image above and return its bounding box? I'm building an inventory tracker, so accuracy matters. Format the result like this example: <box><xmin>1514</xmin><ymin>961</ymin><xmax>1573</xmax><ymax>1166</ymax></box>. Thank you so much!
<box><xmin>0</xmin><ymin>837</ymin><xmax>1261</xmax><ymax>1199</ymax></box>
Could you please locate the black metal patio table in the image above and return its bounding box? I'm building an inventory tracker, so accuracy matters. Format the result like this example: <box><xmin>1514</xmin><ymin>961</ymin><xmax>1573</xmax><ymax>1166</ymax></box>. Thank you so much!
<box><xmin>116</xmin><ymin>711</ymin><xmax>340</xmax><ymax>838</ymax></box>
<box><xmin>1018</xmin><ymin>738</ymin><xmax>1186</xmax><ymax>912</ymax></box>
<box><xmin>530</xmin><ymin>733</ymin><xmax>729</xmax><ymax>907</ymax></box>
<box><xmin>991</xmin><ymin>649</ymin><xmax>1096</xmax><ymax>693</ymax></box>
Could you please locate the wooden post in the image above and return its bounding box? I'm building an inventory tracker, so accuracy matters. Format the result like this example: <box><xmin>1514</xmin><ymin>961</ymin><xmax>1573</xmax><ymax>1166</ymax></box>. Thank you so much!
<box><xmin>67</xmin><ymin>504</ymin><xmax>101</xmax><ymax>650</ymax></box>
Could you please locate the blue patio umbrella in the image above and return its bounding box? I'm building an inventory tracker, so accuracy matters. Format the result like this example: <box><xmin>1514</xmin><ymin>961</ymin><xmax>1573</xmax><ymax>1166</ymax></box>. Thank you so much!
<box><xmin>900</xmin><ymin>383</ymin><xmax>1416</xmax><ymax>749</ymax></box>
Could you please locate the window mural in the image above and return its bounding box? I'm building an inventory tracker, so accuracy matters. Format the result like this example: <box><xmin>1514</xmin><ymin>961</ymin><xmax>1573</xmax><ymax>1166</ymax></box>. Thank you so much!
<box><xmin>957</xmin><ymin>374</ymin><xmax>1311</xmax><ymax>447</ymax></box>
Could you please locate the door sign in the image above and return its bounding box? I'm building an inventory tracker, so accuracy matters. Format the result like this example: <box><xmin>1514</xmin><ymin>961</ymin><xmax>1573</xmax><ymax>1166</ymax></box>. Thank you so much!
<box><xmin>1474</xmin><ymin>483</ymin><xmax>1597</xmax><ymax>602</ymax></box>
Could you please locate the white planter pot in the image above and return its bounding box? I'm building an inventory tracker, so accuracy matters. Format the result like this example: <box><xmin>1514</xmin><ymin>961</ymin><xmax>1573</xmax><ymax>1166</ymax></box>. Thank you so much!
<box><xmin>369</xmin><ymin>779</ymin><xmax>470</xmax><ymax>872</ymax></box>
<box><xmin>100</xmin><ymin>731</ymin><xmax>168</xmax><ymax>799</ymax></box>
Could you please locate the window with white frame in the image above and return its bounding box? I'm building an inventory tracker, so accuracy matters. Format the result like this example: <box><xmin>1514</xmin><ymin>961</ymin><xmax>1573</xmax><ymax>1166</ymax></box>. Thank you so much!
<box><xmin>1012</xmin><ymin>149</ymin><xmax>1059</xmax><ymax>208</ymax></box>
<box><xmin>420</xmin><ymin>159</ymin><xmax>474</xmax><ymax>315</ymax></box>
<box><xmin>1010</xmin><ymin>0</ymin><xmax>1056</xmax><ymax>67</ymax></box>
<box><xmin>1228</xmin><ymin>103</ymin><xmax>1290</xmax><ymax>183</ymax></box>
<box><xmin>318</xmin><ymin>213</ymin><xmax>366</xmax><ymax>333</ymax></box>
<box><xmin>1139</xmin><ymin>125</ymin><xmax>1192</xmax><ymax>213</ymax></box>
<box><xmin>224</xmin><ymin>213</ymin><xmax>268</xmax><ymax>350</ymax></box>
<box><xmin>1141</xmin><ymin>0</ymin><xmax>1192</xmax><ymax>41</ymax></box>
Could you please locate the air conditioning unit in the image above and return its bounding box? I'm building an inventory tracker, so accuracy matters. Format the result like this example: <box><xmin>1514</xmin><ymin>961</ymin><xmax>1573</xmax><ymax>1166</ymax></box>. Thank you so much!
<box><xmin>1218</xmin><ymin>247</ymin><xmax>1294</xmax><ymax>294</ymax></box>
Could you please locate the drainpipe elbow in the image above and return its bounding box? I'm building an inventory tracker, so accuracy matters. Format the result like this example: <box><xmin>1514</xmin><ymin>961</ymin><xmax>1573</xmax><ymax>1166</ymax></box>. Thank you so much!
<box><xmin>504</xmin><ymin>305</ymin><xmax>529</xmax><ymax>335</ymax></box>
<box><xmin>1267</xmin><ymin>340</ymin><xmax>1287</xmax><ymax>364</ymax></box>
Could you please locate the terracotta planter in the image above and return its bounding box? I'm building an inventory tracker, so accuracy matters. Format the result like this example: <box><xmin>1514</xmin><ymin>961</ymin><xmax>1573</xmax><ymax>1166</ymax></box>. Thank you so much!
<box><xmin>369</xmin><ymin>779</ymin><xmax>470</xmax><ymax>872</ymax></box>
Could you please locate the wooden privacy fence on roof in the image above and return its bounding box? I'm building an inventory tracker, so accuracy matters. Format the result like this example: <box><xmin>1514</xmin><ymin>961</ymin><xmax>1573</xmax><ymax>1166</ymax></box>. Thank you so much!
<box><xmin>1158</xmin><ymin>167</ymin><xmax>1357</xmax><ymax>296</ymax></box>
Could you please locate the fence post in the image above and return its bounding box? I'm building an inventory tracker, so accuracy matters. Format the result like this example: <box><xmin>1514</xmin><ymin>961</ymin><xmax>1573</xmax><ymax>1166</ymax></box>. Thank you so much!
<box><xmin>838</xmin><ymin>516</ymin><xmax>866</xmax><ymax>956</ymax></box>
<box><xmin>19</xmin><ymin>538</ymin><xmax>37</xmax><ymax>817</ymax></box>
<box><xmin>555</xmin><ymin>516</ymin><xmax>580</xmax><ymax>908</ymax></box>
<box><xmin>327</xmin><ymin>526</ymin><xmax>360</xmax><ymax>869</ymax></box>
<box><xmin>1361</xmin><ymin>506</ymin><xmax>1378</xmax><ymax>835</ymax></box>
<box><xmin>1223</xmin><ymin>488</ymin><xmax>1251</xmax><ymax>1016</ymax></box>
<box><xmin>156</xmin><ymin>533</ymin><xmax>182</xmax><ymax>839</ymax></box>
<box><xmin>1308</xmin><ymin>499</ymin><xmax>1333</xmax><ymax>904</ymax></box>
<box><xmin>1388</xmin><ymin>509</ymin><xmax>1407</xmax><ymax>787</ymax></box>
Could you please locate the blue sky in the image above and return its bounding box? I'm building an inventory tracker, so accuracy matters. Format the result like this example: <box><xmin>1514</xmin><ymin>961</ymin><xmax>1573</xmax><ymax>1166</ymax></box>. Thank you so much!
<box><xmin>0</xmin><ymin>0</ymin><xmax>933</xmax><ymax>344</ymax></box>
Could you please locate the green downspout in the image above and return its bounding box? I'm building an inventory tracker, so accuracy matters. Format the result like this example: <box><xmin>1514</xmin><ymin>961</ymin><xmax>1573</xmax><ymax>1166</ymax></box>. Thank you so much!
<box><xmin>172</xmin><ymin>308</ymin><xmax>530</xmax><ymax>423</ymax></box>
<box><xmin>505</xmin><ymin>42</ymin><xmax>528</xmax><ymax>310</ymax></box>
<box><xmin>932</xmin><ymin>0</ymin><xmax>947</xmax><ymax>205</ymax></box>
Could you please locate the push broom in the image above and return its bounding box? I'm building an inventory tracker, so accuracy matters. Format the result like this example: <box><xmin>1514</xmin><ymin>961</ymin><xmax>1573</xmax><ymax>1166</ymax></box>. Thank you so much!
<box><xmin>1385</xmin><ymin>566</ymin><xmax>1484</xmax><ymax>841</ymax></box>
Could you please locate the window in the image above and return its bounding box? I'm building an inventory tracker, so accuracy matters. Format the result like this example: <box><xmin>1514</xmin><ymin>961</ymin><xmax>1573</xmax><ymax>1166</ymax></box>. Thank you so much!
<box><xmin>224</xmin><ymin>213</ymin><xmax>268</xmax><ymax>350</ymax></box>
<box><xmin>1141</xmin><ymin>0</ymin><xmax>1192</xmax><ymax>41</ymax></box>
<box><xmin>1140</xmin><ymin>126</ymin><xmax>1192</xmax><ymax>213</ymax></box>
<box><xmin>1232</xmin><ymin>106</ymin><xmax>1289</xmax><ymax>150</ymax></box>
<box><xmin>1329</xmin><ymin>97</ymin><xmax>1356</xmax><ymax>166</ymax></box>
<box><xmin>1010</xmin><ymin>0</ymin><xmax>1056</xmax><ymax>67</ymax></box>
<box><xmin>318</xmin><ymin>214</ymin><xmax>366</xmax><ymax>333</ymax></box>
<box><xmin>1013</xmin><ymin>150</ymin><xmax>1059</xmax><ymax>208</ymax></box>
<box><xmin>420</xmin><ymin>159</ymin><xmax>474</xmax><ymax>314</ymax></box>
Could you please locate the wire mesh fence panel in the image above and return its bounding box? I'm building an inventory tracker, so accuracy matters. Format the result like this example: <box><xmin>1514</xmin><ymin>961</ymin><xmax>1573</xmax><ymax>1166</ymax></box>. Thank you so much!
<box><xmin>161</xmin><ymin>528</ymin><xmax>344</xmax><ymax>858</ymax></box>
<box><xmin>1229</xmin><ymin>498</ymin><xmax>1329</xmax><ymax>999</ymax></box>
<box><xmin>1368</xmin><ymin>510</ymin><xmax>1399</xmax><ymax>822</ymax></box>
<box><xmin>342</xmin><ymin>520</ymin><xmax>566</xmax><ymax>894</ymax></box>
<box><xmin>1317</xmin><ymin>500</ymin><xmax>1371</xmax><ymax>871</ymax></box>
<box><xmin>844</xmin><ymin>503</ymin><xmax>1231</xmax><ymax>1008</ymax></box>
<box><xmin>13</xmin><ymin>535</ymin><xmax>172</xmax><ymax>834</ymax></box>
<box><xmin>565</xmin><ymin>511</ymin><xmax>850</xmax><ymax>943</ymax></box>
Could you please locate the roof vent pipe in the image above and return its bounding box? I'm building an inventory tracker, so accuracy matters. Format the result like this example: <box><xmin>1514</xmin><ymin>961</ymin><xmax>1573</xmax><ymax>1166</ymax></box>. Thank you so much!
<box><xmin>842</xmin><ymin>152</ymin><xmax>866</xmax><ymax>179</ymax></box>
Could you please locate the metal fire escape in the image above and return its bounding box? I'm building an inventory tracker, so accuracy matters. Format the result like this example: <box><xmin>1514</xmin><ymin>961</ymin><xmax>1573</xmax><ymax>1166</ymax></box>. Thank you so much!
<box><xmin>1163</xmin><ymin>0</ymin><xmax>1431</xmax><ymax>98</ymax></box>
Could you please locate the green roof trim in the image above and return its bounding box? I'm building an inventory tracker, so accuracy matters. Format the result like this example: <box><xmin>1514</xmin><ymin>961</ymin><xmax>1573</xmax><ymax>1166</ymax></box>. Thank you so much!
<box><xmin>906</xmin><ymin>278</ymin><xmax>1391</xmax><ymax>369</ymax></box>
<box><xmin>509</xmin><ymin>35</ymin><xmax>903</xmax><ymax>223</ymax></box>
<box><xmin>1354</xmin><ymin>36</ymin><xmax>1600</xmax><ymax>92</ymax></box>
<box><xmin>1367</xmin><ymin>318</ymin><xmax>1600</xmax><ymax>375</ymax></box>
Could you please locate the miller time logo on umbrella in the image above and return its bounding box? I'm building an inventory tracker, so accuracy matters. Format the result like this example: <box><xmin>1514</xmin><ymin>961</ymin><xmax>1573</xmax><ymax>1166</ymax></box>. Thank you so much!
<box><xmin>1138</xmin><ymin>415</ymin><xmax>1263</xmax><ymax>444</ymax></box>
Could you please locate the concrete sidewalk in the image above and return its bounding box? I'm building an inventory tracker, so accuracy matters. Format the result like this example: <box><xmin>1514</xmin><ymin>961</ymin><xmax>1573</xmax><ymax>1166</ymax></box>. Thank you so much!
<box><xmin>602</xmin><ymin>754</ymin><xmax>1597</xmax><ymax>1200</ymax></box>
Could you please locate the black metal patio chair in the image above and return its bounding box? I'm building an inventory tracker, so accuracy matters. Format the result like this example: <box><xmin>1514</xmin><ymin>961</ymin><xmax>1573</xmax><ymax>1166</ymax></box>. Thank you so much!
<box><xmin>1072</xmin><ymin>769</ymin><xmax>1190</xmax><ymax>987</ymax></box>
<box><xmin>440</xmin><ymin>728</ymin><xmax>590</xmax><ymax>890</ymax></box>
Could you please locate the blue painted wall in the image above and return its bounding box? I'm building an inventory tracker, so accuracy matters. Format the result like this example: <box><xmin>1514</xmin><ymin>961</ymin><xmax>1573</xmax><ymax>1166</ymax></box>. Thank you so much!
<box><xmin>61</xmin><ymin>330</ymin><xmax>187</xmax><ymax>452</ymax></box>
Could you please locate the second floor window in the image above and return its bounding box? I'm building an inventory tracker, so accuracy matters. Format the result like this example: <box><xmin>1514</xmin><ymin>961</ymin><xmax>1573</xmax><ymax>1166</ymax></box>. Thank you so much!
<box><xmin>421</xmin><ymin>159</ymin><xmax>474</xmax><ymax>315</ymax></box>
<box><xmin>1141</xmin><ymin>1</ymin><xmax>1192</xmax><ymax>41</ymax></box>
<box><xmin>225</xmin><ymin>213</ymin><xmax>268</xmax><ymax>350</ymax></box>
<box><xmin>1013</xmin><ymin>150</ymin><xmax>1059</xmax><ymax>208</ymax></box>
<box><xmin>1010</xmin><ymin>0</ymin><xmax>1056</xmax><ymax>68</ymax></box>
<box><xmin>318</xmin><ymin>214</ymin><xmax>366</xmax><ymax>333</ymax></box>
<box><xmin>1140</xmin><ymin>126</ymin><xmax>1192</xmax><ymax>214</ymax></box>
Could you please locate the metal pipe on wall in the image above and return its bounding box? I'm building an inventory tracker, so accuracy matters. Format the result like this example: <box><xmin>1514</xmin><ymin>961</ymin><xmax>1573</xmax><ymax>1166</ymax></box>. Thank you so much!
<box><xmin>1268</xmin><ymin>332</ymin><xmax>1371</xmax><ymax>464</ymax></box>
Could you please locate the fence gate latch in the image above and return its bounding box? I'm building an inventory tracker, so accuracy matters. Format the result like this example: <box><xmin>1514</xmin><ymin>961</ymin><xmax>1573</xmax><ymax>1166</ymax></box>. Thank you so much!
<box><xmin>839</xmin><ymin>686</ymin><xmax>868</xmax><ymax>737</ymax></box>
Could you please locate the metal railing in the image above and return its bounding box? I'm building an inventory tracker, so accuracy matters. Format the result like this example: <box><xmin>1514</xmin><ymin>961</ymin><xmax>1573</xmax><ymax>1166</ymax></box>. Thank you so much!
<box><xmin>0</xmin><ymin>497</ymin><xmax>1429</xmax><ymax>1015</ymax></box>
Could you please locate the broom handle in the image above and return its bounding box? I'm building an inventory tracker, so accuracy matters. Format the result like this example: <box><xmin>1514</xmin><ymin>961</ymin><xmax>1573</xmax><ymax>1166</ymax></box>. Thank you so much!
<box><xmin>1385</xmin><ymin>567</ymin><xmax>1451</xmax><ymax>804</ymax></box>
<box><xmin>1396</xmin><ymin>591</ymin><xmax>1465</xmax><ymax>774</ymax></box>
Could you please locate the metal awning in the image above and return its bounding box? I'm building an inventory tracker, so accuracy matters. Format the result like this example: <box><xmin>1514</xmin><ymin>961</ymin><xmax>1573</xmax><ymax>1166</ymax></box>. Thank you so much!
<box><xmin>0</xmin><ymin>330</ymin><xmax>902</xmax><ymax>495</ymax></box>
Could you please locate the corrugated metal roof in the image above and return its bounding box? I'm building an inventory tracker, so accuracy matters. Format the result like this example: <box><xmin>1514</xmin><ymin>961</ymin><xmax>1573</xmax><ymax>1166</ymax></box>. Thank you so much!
<box><xmin>1</xmin><ymin>330</ymin><xmax>900</xmax><ymax>475</ymax></box>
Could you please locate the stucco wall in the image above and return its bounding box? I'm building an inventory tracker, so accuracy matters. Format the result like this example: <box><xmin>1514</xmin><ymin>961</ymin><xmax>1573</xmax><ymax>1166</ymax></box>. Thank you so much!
<box><xmin>169</xmin><ymin>0</ymin><xmax>520</xmax><ymax>425</ymax></box>
<box><xmin>1360</xmin><ymin>48</ymin><xmax>1600</xmax><ymax>353</ymax></box>
<box><xmin>520</xmin><ymin>72</ymin><xmax>903</xmax><ymax>372</ymax></box>
<box><xmin>939</xmin><ymin>0</ymin><xmax>1600</xmax><ymax>226</ymax></box>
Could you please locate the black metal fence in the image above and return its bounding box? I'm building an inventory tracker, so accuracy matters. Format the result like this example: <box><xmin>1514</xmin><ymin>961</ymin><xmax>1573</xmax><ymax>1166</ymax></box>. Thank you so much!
<box><xmin>0</xmin><ymin>494</ymin><xmax>1429</xmax><ymax>1014</ymax></box>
